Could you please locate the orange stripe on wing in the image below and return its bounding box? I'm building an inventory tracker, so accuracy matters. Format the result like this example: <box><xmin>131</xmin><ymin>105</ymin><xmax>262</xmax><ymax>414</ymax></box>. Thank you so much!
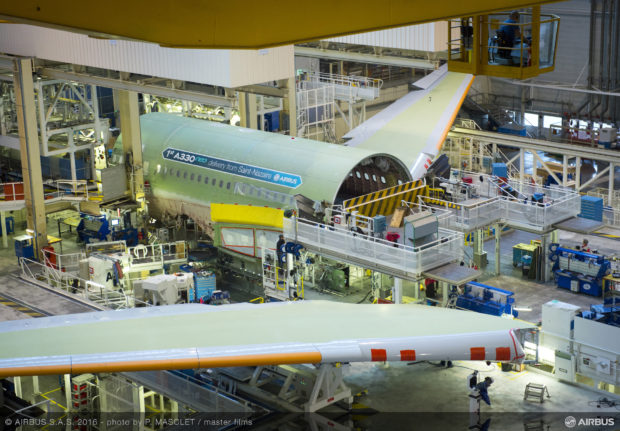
<box><xmin>0</xmin><ymin>352</ymin><xmax>323</xmax><ymax>378</ymax></box>
<box><xmin>436</xmin><ymin>75</ymin><xmax>475</xmax><ymax>151</ymax></box>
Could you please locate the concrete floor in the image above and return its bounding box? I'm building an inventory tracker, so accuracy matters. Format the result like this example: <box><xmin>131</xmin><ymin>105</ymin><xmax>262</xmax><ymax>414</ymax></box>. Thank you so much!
<box><xmin>1</xmin><ymin>223</ymin><xmax>619</xmax><ymax>429</ymax></box>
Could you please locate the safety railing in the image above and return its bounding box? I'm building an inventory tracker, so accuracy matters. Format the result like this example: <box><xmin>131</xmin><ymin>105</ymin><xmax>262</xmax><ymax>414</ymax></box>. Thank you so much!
<box><xmin>420</xmin><ymin>171</ymin><xmax>581</xmax><ymax>231</ymax></box>
<box><xmin>86</xmin><ymin>240</ymin><xmax>127</xmax><ymax>256</ymax></box>
<box><xmin>284</xmin><ymin>217</ymin><xmax>463</xmax><ymax>276</ymax></box>
<box><xmin>19</xmin><ymin>257</ymin><xmax>147</xmax><ymax>309</ymax></box>
<box><xmin>42</xmin><ymin>249</ymin><xmax>85</xmax><ymax>274</ymax></box>
<box><xmin>299</xmin><ymin>71</ymin><xmax>382</xmax><ymax>101</ymax></box>
<box><xmin>603</xmin><ymin>207</ymin><xmax>620</xmax><ymax>229</ymax></box>
<box><xmin>127</xmin><ymin>241</ymin><xmax>187</xmax><ymax>268</ymax></box>
<box><xmin>124</xmin><ymin>370</ymin><xmax>257</xmax><ymax>413</ymax></box>
<box><xmin>0</xmin><ymin>179</ymin><xmax>102</xmax><ymax>208</ymax></box>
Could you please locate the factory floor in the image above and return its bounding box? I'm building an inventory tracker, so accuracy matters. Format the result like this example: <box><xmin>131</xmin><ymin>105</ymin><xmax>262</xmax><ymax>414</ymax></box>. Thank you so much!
<box><xmin>1</xmin><ymin>223</ymin><xmax>619</xmax><ymax>429</ymax></box>
<box><xmin>475</xmin><ymin>227</ymin><xmax>620</xmax><ymax>323</ymax></box>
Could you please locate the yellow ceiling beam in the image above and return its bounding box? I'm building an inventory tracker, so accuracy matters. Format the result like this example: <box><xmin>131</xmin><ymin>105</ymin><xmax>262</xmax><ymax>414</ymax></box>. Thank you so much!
<box><xmin>1</xmin><ymin>0</ymin><xmax>558</xmax><ymax>49</ymax></box>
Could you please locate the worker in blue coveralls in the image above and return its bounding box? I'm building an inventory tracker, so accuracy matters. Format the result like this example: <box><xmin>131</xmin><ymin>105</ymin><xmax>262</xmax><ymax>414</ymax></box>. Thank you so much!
<box><xmin>498</xmin><ymin>11</ymin><xmax>521</xmax><ymax>58</ymax></box>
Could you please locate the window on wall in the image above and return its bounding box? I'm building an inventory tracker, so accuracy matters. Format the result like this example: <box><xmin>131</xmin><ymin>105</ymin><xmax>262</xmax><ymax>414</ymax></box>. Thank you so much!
<box><xmin>190</xmin><ymin>173</ymin><xmax>195</xmax><ymax>181</ymax></box>
<box><xmin>204</xmin><ymin>176</ymin><xmax>209</xmax><ymax>184</ymax></box>
<box><xmin>183</xmin><ymin>171</ymin><xmax>188</xmax><ymax>179</ymax></box>
<box><xmin>226</xmin><ymin>182</ymin><xmax>231</xmax><ymax>190</ymax></box>
<box><xmin>169</xmin><ymin>169</ymin><xmax>174</xmax><ymax>176</ymax></box>
<box><xmin>219</xmin><ymin>180</ymin><xmax>223</xmax><ymax>188</ymax></box>
<box><xmin>543</xmin><ymin>115</ymin><xmax>562</xmax><ymax>128</ymax></box>
<box><xmin>197</xmin><ymin>175</ymin><xmax>201</xmax><ymax>182</ymax></box>
<box><xmin>524</xmin><ymin>113</ymin><xmax>538</xmax><ymax>127</ymax></box>
<box><xmin>212</xmin><ymin>179</ymin><xmax>216</xmax><ymax>186</ymax></box>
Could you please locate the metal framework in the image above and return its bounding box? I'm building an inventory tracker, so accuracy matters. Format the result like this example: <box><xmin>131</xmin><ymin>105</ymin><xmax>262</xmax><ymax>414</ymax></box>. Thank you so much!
<box><xmin>447</xmin><ymin>124</ymin><xmax>620</xmax><ymax>205</ymax></box>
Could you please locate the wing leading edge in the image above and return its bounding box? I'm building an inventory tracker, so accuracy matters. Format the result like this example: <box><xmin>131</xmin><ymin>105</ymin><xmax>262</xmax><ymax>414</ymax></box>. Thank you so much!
<box><xmin>0</xmin><ymin>301</ymin><xmax>532</xmax><ymax>377</ymax></box>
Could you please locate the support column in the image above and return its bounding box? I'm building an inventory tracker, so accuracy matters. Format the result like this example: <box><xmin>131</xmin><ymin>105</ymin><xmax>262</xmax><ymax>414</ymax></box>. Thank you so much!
<box><xmin>609</xmin><ymin>163</ymin><xmax>614</xmax><ymax>205</ymax></box>
<box><xmin>69</xmin><ymin>151</ymin><xmax>77</xmax><ymax>182</ymax></box>
<box><xmin>281</xmin><ymin>77</ymin><xmax>297</xmax><ymax>136</ymax></box>
<box><xmin>441</xmin><ymin>281</ymin><xmax>449</xmax><ymax>306</ymax></box>
<box><xmin>118</xmin><ymin>91</ymin><xmax>144</xmax><ymax>202</ymax></box>
<box><xmin>473</xmin><ymin>228</ymin><xmax>487</xmax><ymax>268</ymax></box>
<box><xmin>1</xmin><ymin>212</ymin><xmax>7</xmax><ymax>248</ymax></box>
<box><xmin>576</xmin><ymin>156</ymin><xmax>581</xmax><ymax>190</ymax></box>
<box><xmin>238</xmin><ymin>92</ymin><xmax>258</xmax><ymax>130</ymax></box>
<box><xmin>14</xmin><ymin>58</ymin><xmax>47</xmax><ymax>259</ymax></box>
<box><xmin>494</xmin><ymin>223</ymin><xmax>501</xmax><ymax>276</ymax></box>
<box><xmin>392</xmin><ymin>277</ymin><xmax>402</xmax><ymax>304</ymax></box>
<box><xmin>64</xmin><ymin>374</ymin><xmax>72</xmax><ymax>412</ymax></box>
<box><xmin>563</xmin><ymin>155</ymin><xmax>568</xmax><ymax>187</ymax></box>
<box><xmin>540</xmin><ymin>232</ymin><xmax>553</xmax><ymax>282</ymax></box>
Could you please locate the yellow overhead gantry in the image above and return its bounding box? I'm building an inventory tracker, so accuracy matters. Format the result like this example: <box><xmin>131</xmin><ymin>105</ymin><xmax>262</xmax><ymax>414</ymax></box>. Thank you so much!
<box><xmin>1</xmin><ymin>0</ymin><xmax>558</xmax><ymax>49</ymax></box>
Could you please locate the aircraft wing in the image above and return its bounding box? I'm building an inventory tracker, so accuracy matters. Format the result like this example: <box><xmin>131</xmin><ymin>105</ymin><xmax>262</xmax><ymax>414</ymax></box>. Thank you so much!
<box><xmin>344</xmin><ymin>65</ymin><xmax>474</xmax><ymax>180</ymax></box>
<box><xmin>0</xmin><ymin>301</ymin><xmax>533</xmax><ymax>377</ymax></box>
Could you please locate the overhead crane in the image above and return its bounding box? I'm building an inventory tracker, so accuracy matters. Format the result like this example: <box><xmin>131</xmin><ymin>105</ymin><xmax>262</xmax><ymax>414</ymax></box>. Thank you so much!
<box><xmin>1</xmin><ymin>0</ymin><xmax>559</xmax><ymax>49</ymax></box>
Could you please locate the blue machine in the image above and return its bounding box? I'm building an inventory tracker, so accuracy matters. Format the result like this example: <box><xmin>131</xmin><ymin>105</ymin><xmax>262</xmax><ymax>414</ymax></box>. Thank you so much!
<box><xmin>580</xmin><ymin>299</ymin><xmax>620</xmax><ymax>328</ymax></box>
<box><xmin>549</xmin><ymin>244</ymin><xmax>611</xmax><ymax>297</ymax></box>
<box><xmin>491</xmin><ymin>163</ymin><xmax>508</xmax><ymax>177</ymax></box>
<box><xmin>77</xmin><ymin>214</ymin><xmax>110</xmax><ymax>243</ymax></box>
<box><xmin>14</xmin><ymin>235</ymin><xmax>34</xmax><ymax>261</ymax></box>
<box><xmin>456</xmin><ymin>281</ymin><xmax>518</xmax><ymax>317</ymax></box>
<box><xmin>183</xmin><ymin>270</ymin><xmax>229</xmax><ymax>304</ymax></box>
<box><xmin>579</xmin><ymin>196</ymin><xmax>603</xmax><ymax>222</ymax></box>
<box><xmin>0</xmin><ymin>217</ymin><xmax>14</xmax><ymax>236</ymax></box>
<box><xmin>112</xmin><ymin>227</ymin><xmax>139</xmax><ymax>247</ymax></box>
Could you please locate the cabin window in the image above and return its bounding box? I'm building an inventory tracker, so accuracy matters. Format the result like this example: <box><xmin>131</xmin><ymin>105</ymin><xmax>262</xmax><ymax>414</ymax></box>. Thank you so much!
<box><xmin>355</xmin><ymin>171</ymin><xmax>361</xmax><ymax>178</ymax></box>
<box><xmin>197</xmin><ymin>175</ymin><xmax>202</xmax><ymax>182</ymax></box>
<box><xmin>364</xmin><ymin>173</ymin><xmax>369</xmax><ymax>180</ymax></box>
<box><xmin>163</xmin><ymin>167</ymin><xmax>168</xmax><ymax>175</ymax></box>
<box><xmin>372</xmin><ymin>174</ymin><xmax>377</xmax><ymax>182</ymax></box>
<box><xmin>226</xmin><ymin>182</ymin><xmax>231</xmax><ymax>190</ymax></box>
<box><xmin>204</xmin><ymin>176</ymin><xmax>209</xmax><ymax>184</ymax></box>
<box><xmin>380</xmin><ymin>176</ymin><xmax>386</xmax><ymax>184</ymax></box>
<box><xmin>219</xmin><ymin>180</ymin><xmax>224</xmax><ymax>188</ymax></box>
<box><xmin>212</xmin><ymin>178</ymin><xmax>216</xmax><ymax>186</ymax></box>
<box><xmin>397</xmin><ymin>179</ymin><xmax>402</xmax><ymax>185</ymax></box>
<box><xmin>169</xmin><ymin>168</ymin><xmax>174</xmax><ymax>176</ymax></box>
<box><xmin>183</xmin><ymin>171</ymin><xmax>188</xmax><ymax>179</ymax></box>
<box><xmin>190</xmin><ymin>173</ymin><xmax>195</xmax><ymax>181</ymax></box>
<box><xmin>156</xmin><ymin>164</ymin><xmax>161</xmax><ymax>174</ymax></box>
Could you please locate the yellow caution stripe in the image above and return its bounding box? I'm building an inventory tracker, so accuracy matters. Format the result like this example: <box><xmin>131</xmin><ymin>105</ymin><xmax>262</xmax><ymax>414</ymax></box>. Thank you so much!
<box><xmin>0</xmin><ymin>295</ymin><xmax>45</xmax><ymax>318</ymax></box>
<box><xmin>343</xmin><ymin>180</ymin><xmax>425</xmax><ymax>217</ymax></box>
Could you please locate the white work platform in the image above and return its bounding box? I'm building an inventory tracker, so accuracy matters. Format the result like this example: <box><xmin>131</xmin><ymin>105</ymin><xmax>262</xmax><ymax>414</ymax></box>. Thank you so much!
<box><xmin>283</xmin><ymin>217</ymin><xmax>463</xmax><ymax>281</ymax></box>
<box><xmin>425</xmin><ymin>173</ymin><xmax>582</xmax><ymax>234</ymax></box>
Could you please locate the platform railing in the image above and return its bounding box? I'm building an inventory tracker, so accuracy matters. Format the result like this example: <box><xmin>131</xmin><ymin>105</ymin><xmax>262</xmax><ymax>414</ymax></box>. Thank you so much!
<box><xmin>603</xmin><ymin>207</ymin><xmax>620</xmax><ymax>229</ymax></box>
<box><xmin>127</xmin><ymin>241</ymin><xmax>187</xmax><ymax>268</ymax></box>
<box><xmin>0</xmin><ymin>179</ymin><xmax>101</xmax><ymax>208</ymax></box>
<box><xmin>285</xmin><ymin>217</ymin><xmax>463</xmax><ymax>275</ymax></box>
<box><xmin>18</xmin><ymin>257</ymin><xmax>149</xmax><ymax>309</ymax></box>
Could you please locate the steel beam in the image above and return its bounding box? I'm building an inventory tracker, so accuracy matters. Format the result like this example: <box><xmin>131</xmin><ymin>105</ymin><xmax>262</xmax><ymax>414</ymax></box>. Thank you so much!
<box><xmin>39</xmin><ymin>68</ymin><xmax>234</xmax><ymax>108</ymax></box>
<box><xmin>450</xmin><ymin>127</ymin><xmax>620</xmax><ymax>165</ymax></box>
<box><xmin>14</xmin><ymin>57</ymin><xmax>47</xmax><ymax>258</ymax></box>
<box><xmin>295</xmin><ymin>47</ymin><xmax>436</xmax><ymax>70</ymax></box>
<box><xmin>1</xmin><ymin>0</ymin><xmax>559</xmax><ymax>49</ymax></box>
